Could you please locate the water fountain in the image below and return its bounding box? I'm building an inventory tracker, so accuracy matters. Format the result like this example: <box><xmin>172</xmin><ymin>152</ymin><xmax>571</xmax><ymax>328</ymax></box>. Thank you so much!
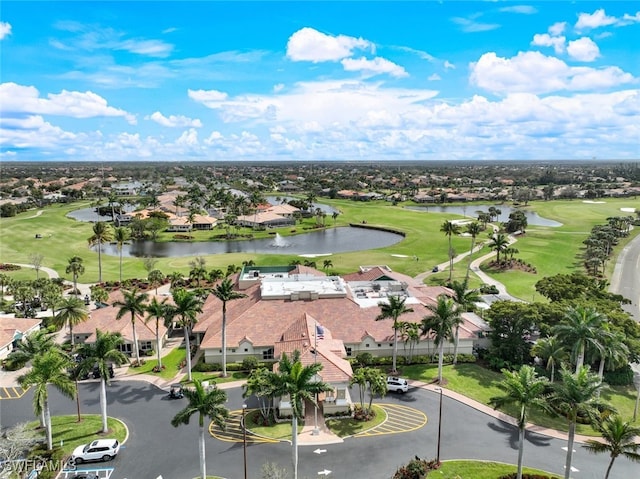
<box><xmin>272</xmin><ymin>233</ymin><xmax>291</xmax><ymax>248</ymax></box>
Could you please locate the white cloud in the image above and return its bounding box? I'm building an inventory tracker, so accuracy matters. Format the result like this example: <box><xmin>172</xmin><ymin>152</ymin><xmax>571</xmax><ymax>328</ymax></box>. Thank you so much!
<box><xmin>396</xmin><ymin>46</ymin><xmax>435</xmax><ymax>62</ymax></box>
<box><xmin>620</xmin><ymin>12</ymin><xmax>640</xmax><ymax>25</ymax></box>
<box><xmin>175</xmin><ymin>128</ymin><xmax>199</xmax><ymax>146</ymax></box>
<box><xmin>273</xmin><ymin>83</ymin><xmax>285</xmax><ymax>93</ymax></box>
<box><xmin>469</xmin><ymin>51</ymin><xmax>634</xmax><ymax>95</ymax></box>
<box><xmin>286</xmin><ymin>27</ymin><xmax>373</xmax><ymax>62</ymax></box>
<box><xmin>575</xmin><ymin>9</ymin><xmax>617</xmax><ymax>30</ymax></box>
<box><xmin>428</xmin><ymin>74</ymin><xmax>441</xmax><ymax>81</ymax></box>
<box><xmin>147</xmin><ymin>111</ymin><xmax>202</xmax><ymax>128</ymax></box>
<box><xmin>531</xmin><ymin>33</ymin><xmax>565</xmax><ymax>54</ymax></box>
<box><xmin>549</xmin><ymin>22</ymin><xmax>566</xmax><ymax>36</ymax></box>
<box><xmin>0</xmin><ymin>21</ymin><xmax>12</xmax><ymax>40</ymax></box>
<box><xmin>567</xmin><ymin>37</ymin><xmax>600</xmax><ymax>62</ymax></box>
<box><xmin>0</xmin><ymin>82</ymin><xmax>136</xmax><ymax>123</ymax></box>
<box><xmin>341</xmin><ymin>56</ymin><xmax>408</xmax><ymax>78</ymax></box>
<box><xmin>499</xmin><ymin>6</ymin><xmax>537</xmax><ymax>15</ymax></box>
<box><xmin>451</xmin><ymin>17</ymin><xmax>500</xmax><ymax>33</ymax></box>
<box><xmin>116</xmin><ymin>39</ymin><xmax>173</xmax><ymax>58</ymax></box>
<box><xmin>188</xmin><ymin>89</ymin><xmax>229</xmax><ymax>107</ymax></box>
<box><xmin>444</xmin><ymin>61</ymin><xmax>455</xmax><ymax>70</ymax></box>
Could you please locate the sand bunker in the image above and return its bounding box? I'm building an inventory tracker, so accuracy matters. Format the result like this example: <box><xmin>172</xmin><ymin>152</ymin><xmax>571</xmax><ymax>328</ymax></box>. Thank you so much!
<box><xmin>582</xmin><ymin>200</ymin><xmax>606</xmax><ymax>204</ymax></box>
<box><xmin>391</xmin><ymin>254</ymin><xmax>409</xmax><ymax>258</ymax></box>
<box><xmin>621</xmin><ymin>207</ymin><xmax>637</xmax><ymax>213</ymax></box>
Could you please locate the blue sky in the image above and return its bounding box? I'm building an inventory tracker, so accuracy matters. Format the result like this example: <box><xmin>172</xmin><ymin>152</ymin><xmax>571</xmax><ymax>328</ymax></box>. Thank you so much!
<box><xmin>1</xmin><ymin>1</ymin><xmax>639</xmax><ymax>162</ymax></box>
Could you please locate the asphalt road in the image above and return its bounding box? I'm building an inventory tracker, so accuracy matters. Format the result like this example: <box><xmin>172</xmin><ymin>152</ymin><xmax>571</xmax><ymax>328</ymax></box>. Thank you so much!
<box><xmin>1</xmin><ymin>381</ymin><xmax>637</xmax><ymax>479</ymax></box>
<box><xmin>610</xmin><ymin>232</ymin><xmax>640</xmax><ymax>322</ymax></box>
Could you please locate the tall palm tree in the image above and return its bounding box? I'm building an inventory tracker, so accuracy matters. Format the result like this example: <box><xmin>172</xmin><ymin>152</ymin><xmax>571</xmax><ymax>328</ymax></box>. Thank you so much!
<box><xmin>55</xmin><ymin>296</ymin><xmax>89</xmax><ymax>346</ymax></box>
<box><xmin>77</xmin><ymin>330</ymin><xmax>129</xmax><ymax>433</ymax></box>
<box><xmin>269</xmin><ymin>351</ymin><xmax>333</xmax><ymax>479</ymax></box>
<box><xmin>42</xmin><ymin>282</ymin><xmax>63</xmax><ymax>319</ymax></box>
<box><xmin>171</xmin><ymin>379</ymin><xmax>230</xmax><ymax>479</ymax></box>
<box><xmin>18</xmin><ymin>350</ymin><xmax>75</xmax><ymax>450</ymax></box>
<box><xmin>488</xmin><ymin>233</ymin><xmax>510</xmax><ymax>263</ymax></box>
<box><xmin>113</xmin><ymin>288</ymin><xmax>149</xmax><ymax>365</ymax></box>
<box><xmin>552</xmin><ymin>306</ymin><xmax>608</xmax><ymax>372</ymax></box>
<box><xmin>530</xmin><ymin>336</ymin><xmax>568</xmax><ymax>382</ymax></box>
<box><xmin>592</xmin><ymin>331</ymin><xmax>629</xmax><ymax>383</ymax></box>
<box><xmin>583</xmin><ymin>415</ymin><xmax>640</xmax><ymax>479</ymax></box>
<box><xmin>6</xmin><ymin>329</ymin><xmax>58</xmax><ymax>369</ymax></box>
<box><xmin>440</xmin><ymin>220</ymin><xmax>461</xmax><ymax>281</ymax></box>
<box><xmin>449</xmin><ymin>280</ymin><xmax>480</xmax><ymax>365</ymax></box>
<box><xmin>375</xmin><ymin>295</ymin><xmax>414</xmax><ymax>373</ymax></box>
<box><xmin>88</xmin><ymin>221</ymin><xmax>113</xmax><ymax>283</ymax></box>
<box><xmin>66</xmin><ymin>256</ymin><xmax>85</xmax><ymax>295</ymax></box>
<box><xmin>464</xmin><ymin>221</ymin><xmax>482</xmax><ymax>283</ymax></box>
<box><xmin>550</xmin><ymin>366</ymin><xmax>606</xmax><ymax>479</ymax></box>
<box><xmin>145</xmin><ymin>296</ymin><xmax>171</xmax><ymax>370</ymax></box>
<box><xmin>422</xmin><ymin>295</ymin><xmax>459</xmax><ymax>384</ymax></box>
<box><xmin>489</xmin><ymin>365</ymin><xmax>549</xmax><ymax>479</ymax></box>
<box><xmin>211</xmin><ymin>278</ymin><xmax>247</xmax><ymax>378</ymax></box>
<box><xmin>169</xmin><ymin>288</ymin><xmax>203</xmax><ymax>381</ymax></box>
<box><xmin>112</xmin><ymin>226</ymin><xmax>130</xmax><ymax>283</ymax></box>
<box><xmin>147</xmin><ymin>269</ymin><xmax>165</xmax><ymax>294</ymax></box>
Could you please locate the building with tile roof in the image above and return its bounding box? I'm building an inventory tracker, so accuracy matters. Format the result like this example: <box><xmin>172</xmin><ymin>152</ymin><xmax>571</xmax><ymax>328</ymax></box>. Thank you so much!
<box><xmin>0</xmin><ymin>316</ymin><xmax>42</xmax><ymax>359</ymax></box>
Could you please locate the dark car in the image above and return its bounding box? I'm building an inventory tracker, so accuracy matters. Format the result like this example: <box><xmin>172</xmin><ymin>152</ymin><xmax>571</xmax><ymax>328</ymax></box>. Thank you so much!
<box><xmin>71</xmin><ymin>475</ymin><xmax>99</xmax><ymax>479</ymax></box>
<box><xmin>431</xmin><ymin>266</ymin><xmax>439</xmax><ymax>272</ymax></box>
<box><xmin>92</xmin><ymin>363</ymin><xmax>115</xmax><ymax>379</ymax></box>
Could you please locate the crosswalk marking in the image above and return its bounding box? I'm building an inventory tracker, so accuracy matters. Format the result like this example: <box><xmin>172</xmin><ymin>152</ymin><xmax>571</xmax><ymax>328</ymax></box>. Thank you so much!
<box><xmin>0</xmin><ymin>386</ymin><xmax>30</xmax><ymax>400</ymax></box>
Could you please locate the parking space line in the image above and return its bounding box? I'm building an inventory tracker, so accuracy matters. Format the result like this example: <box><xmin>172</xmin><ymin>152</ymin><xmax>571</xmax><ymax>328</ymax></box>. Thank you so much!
<box><xmin>60</xmin><ymin>466</ymin><xmax>114</xmax><ymax>478</ymax></box>
<box><xmin>0</xmin><ymin>386</ymin><xmax>30</xmax><ymax>400</ymax></box>
<box><xmin>355</xmin><ymin>403</ymin><xmax>427</xmax><ymax>438</ymax></box>
<box><xmin>209</xmin><ymin>409</ymin><xmax>279</xmax><ymax>444</ymax></box>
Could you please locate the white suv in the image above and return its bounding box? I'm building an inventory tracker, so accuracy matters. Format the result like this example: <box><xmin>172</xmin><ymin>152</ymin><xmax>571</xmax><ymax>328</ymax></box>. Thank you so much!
<box><xmin>387</xmin><ymin>376</ymin><xmax>409</xmax><ymax>393</ymax></box>
<box><xmin>70</xmin><ymin>439</ymin><xmax>120</xmax><ymax>463</ymax></box>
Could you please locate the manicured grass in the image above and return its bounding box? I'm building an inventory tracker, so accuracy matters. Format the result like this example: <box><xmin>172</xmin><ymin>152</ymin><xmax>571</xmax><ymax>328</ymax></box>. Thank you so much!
<box><xmin>29</xmin><ymin>415</ymin><xmax>127</xmax><ymax>455</ymax></box>
<box><xmin>325</xmin><ymin>404</ymin><xmax>386</xmax><ymax>437</ymax></box>
<box><xmin>128</xmin><ymin>347</ymin><xmax>186</xmax><ymax>380</ymax></box>
<box><xmin>245</xmin><ymin>410</ymin><xmax>302</xmax><ymax>440</ymax></box>
<box><xmin>427</xmin><ymin>460</ymin><xmax>561</xmax><ymax>478</ymax></box>
<box><xmin>402</xmin><ymin>362</ymin><xmax>640</xmax><ymax>435</ymax></box>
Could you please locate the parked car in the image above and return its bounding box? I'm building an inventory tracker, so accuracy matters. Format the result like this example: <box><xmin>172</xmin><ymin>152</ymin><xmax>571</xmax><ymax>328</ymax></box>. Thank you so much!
<box><xmin>71</xmin><ymin>474</ymin><xmax>99</xmax><ymax>479</ymax></box>
<box><xmin>70</xmin><ymin>439</ymin><xmax>120</xmax><ymax>463</ymax></box>
<box><xmin>386</xmin><ymin>376</ymin><xmax>409</xmax><ymax>393</ymax></box>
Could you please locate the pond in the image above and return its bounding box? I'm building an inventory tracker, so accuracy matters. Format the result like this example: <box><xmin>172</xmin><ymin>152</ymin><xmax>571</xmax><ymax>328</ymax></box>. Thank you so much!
<box><xmin>404</xmin><ymin>204</ymin><xmax>562</xmax><ymax>227</ymax></box>
<box><xmin>98</xmin><ymin>227</ymin><xmax>403</xmax><ymax>258</ymax></box>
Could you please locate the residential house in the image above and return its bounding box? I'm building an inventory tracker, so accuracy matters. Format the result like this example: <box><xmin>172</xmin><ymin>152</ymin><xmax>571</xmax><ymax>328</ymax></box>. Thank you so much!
<box><xmin>0</xmin><ymin>317</ymin><xmax>42</xmax><ymax>359</ymax></box>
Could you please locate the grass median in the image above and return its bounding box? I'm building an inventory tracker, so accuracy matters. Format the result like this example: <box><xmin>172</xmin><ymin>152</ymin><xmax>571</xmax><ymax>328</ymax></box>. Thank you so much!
<box><xmin>427</xmin><ymin>460</ymin><xmax>561</xmax><ymax>478</ymax></box>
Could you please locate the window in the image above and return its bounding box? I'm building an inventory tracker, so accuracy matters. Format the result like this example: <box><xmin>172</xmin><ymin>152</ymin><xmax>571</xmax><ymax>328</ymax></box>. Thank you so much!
<box><xmin>231</xmin><ymin>349</ymin><xmax>236</xmax><ymax>353</ymax></box>
<box><xmin>345</xmin><ymin>347</ymin><xmax>352</xmax><ymax>357</ymax></box>
<box><xmin>244</xmin><ymin>348</ymin><xmax>248</xmax><ymax>352</ymax></box>
<box><xmin>377</xmin><ymin>344</ymin><xmax>381</xmax><ymax>348</ymax></box>
<box><xmin>365</xmin><ymin>343</ymin><xmax>370</xmax><ymax>348</ymax></box>
<box><xmin>263</xmin><ymin>348</ymin><xmax>274</xmax><ymax>360</ymax></box>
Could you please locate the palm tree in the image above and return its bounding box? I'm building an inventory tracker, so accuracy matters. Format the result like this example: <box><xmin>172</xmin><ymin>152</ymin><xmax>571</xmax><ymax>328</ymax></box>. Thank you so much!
<box><xmin>530</xmin><ymin>336</ymin><xmax>567</xmax><ymax>382</ymax></box>
<box><xmin>113</xmin><ymin>288</ymin><xmax>149</xmax><ymax>366</ymax></box>
<box><xmin>583</xmin><ymin>415</ymin><xmax>640</xmax><ymax>479</ymax></box>
<box><xmin>449</xmin><ymin>280</ymin><xmax>480</xmax><ymax>365</ymax></box>
<box><xmin>170</xmin><ymin>380</ymin><xmax>229</xmax><ymax>479</ymax></box>
<box><xmin>42</xmin><ymin>282</ymin><xmax>63</xmax><ymax>319</ymax></box>
<box><xmin>422</xmin><ymin>294</ymin><xmax>459</xmax><ymax>384</ymax></box>
<box><xmin>211</xmin><ymin>278</ymin><xmax>247</xmax><ymax>378</ymax></box>
<box><xmin>488</xmin><ymin>233</ymin><xmax>510</xmax><ymax>263</ymax></box>
<box><xmin>147</xmin><ymin>269</ymin><xmax>165</xmax><ymax>294</ymax></box>
<box><xmin>6</xmin><ymin>329</ymin><xmax>58</xmax><ymax>370</ymax></box>
<box><xmin>553</xmin><ymin>306</ymin><xmax>608</xmax><ymax>372</ymax></box>
<box><xmin>88</xmin><ymin>221</ymin><xmax>113</xmax><ymax>283</ymax></box>
<box><xmin>76</xmin><ymin>330</ymin><xmax>129</xmax><ymax>433</ymax></box>
<box><xmin>440</xmin><ymin>220</ymin><xmax>461</xmax><ymax>281</ymax></box>
<box><xmin>550</xmin><ymin>366</ymin><xmax>606</xmax><ymax>479</ymax></box>
<box><xmin>322</xmin><ymin>259</ymin><xmax>333</xmax><ymax>271</ymax></box>
<box><xmin>170</xmin><ymin>288</ymin><xmax>203</xmax><ymax>381</ymax></box>
<box><xmin>269</xmin><ymin>351</ymin><xmax>333</xmax><ymax>479</ymax></box>
<box><xmin>592</xmin><ymin>331</ymin><xmax>629</xmax><ymax>383</ymax></box>
<box><xmin>18</xmin><ymin>350</ymin><xmax>75</xmax><ymax>450</ymax></box>
<box><xmin>489</xmin><ymin>365</ymin><xmax>549</xmax><ymax>479</ymax></box>
<box><xmin>464</xmin><ymin>221</ymin><xmax>482</xmax><ymax>283</ymax></box>
<box><xmin>112</xmin><ymin>226</ymin><xmax>130</xmax><ymax>283</ymax></box>
<box><xmin>66</xmin><ymin>256</ymin><xmax>85</xmax><ymax>295</ymax></box>
<box><xmin>55</xmin><ymin>296</ymin><xmax>89</xmax><ymax>346</ymax></box>
<box><xmin>375</xmin><ymin>295</ymin><xmax>414</xmax><ymax>373</ymax></box>
<box><xmin>146</xmin><ymin>297</ymin><xmax>171</xmax><ymax>370</ymax></box>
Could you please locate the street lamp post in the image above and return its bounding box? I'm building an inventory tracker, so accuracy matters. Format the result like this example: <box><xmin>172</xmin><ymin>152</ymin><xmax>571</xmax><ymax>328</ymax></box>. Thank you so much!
<box><xmin>633</xmin><ymin>372</ymin><xmax>640</xmax><ymax>422</ymax></box>
<box><xmin>435</xmin><ymin>387</ymin><xmax>443</xmax><ymax>464</ymax></box>
<box><xmin>242</xmin><ymin>403</ymin><xmax>248</xmax><ymax>479</ymax></box>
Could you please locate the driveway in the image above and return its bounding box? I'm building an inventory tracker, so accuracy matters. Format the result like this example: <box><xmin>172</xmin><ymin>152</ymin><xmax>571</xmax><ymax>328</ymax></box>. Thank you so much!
<box><xmin>2</xmin><ymin>381</ymin><xmax>637</xmax><ymax>479</ymax></box>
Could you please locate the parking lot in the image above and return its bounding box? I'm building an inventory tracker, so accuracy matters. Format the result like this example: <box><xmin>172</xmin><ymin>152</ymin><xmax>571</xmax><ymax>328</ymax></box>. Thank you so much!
<box><xmin>60</xmin><ymin>466</ymin><xmax>115</xmax><ymax>478</ymax></box>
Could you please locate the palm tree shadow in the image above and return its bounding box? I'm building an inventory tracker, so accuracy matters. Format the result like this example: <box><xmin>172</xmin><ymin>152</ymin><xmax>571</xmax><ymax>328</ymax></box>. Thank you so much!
<box><xmin>488</xmin><ymin>420</ymin><xmax>552</xmax><ymax>449</ymax></box>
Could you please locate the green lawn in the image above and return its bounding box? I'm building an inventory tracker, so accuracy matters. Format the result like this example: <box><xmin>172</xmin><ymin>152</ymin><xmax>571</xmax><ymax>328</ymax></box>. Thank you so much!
<box><xmin>325</xmin><ymin>404</ymin><xmax>386</xmax><ymax>437</ymax></box>
<box><xmin>128</xmin><ymin>347</ymin><xmax>186</xmax><ymax>380</ymax></box>
<box><xmin>181</xmin><ymin>370</ymin><xmax>248</xmax><ymax>385</ymax></box>
<box><xmin>427</xmin><ymin>460</ymin><xmax>561</xmax><ymax>478</ymax></box>
<box><xmin>28</xmin><ymin>415</ymin><xmax>127</xmax><ymax>455</ymax></box>
<box><xmin>402</xmin><ymin>362</ymin><xmax>639</xmax><ymax>434</ymax></box>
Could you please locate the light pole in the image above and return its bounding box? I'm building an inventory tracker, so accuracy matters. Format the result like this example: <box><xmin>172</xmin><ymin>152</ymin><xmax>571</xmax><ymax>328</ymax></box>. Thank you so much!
<box><xmin>435</xmin><ymin>387</ymin><xmax>443</xmax><ymax>464</ymax></box>
<box><xmin>242</xmin><ymin>403</ymin><xmax>248</xmax><ymax>479</ymax></box>
<box><xmin>312</xmin><ymin>323</ymin><xmax>320</xmax><ymax>436</ymax></box>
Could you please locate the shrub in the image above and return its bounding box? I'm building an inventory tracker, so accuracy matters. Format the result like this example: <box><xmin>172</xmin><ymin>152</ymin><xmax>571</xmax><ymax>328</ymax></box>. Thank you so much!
<box><xmin>241</xmin><ymin>356</ymin><xmax>259</xmax><ymax>371</ymax></box>
<box><xmin>192</xmin><ymin>361</ymin><xmax>220</xmax><ymax>372</ymax></box>
<box><xmin>604</xmin><ymin>365</ymin><xmax>633</xmax><ymax>386</ymax></box>
<box><xmin>355</xmin><ymin>352</ymin><xmax>374</xmax><ymax>367</ymax></box>
<box><xmin>499</xmin><ymin>474</ymin><xmax>556</xmax><ymax>479</ymax></box>
<box><xmin>392</xmin><ymin>456</ymin><xmax>439</xmax><ymax>479</ymax></box>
